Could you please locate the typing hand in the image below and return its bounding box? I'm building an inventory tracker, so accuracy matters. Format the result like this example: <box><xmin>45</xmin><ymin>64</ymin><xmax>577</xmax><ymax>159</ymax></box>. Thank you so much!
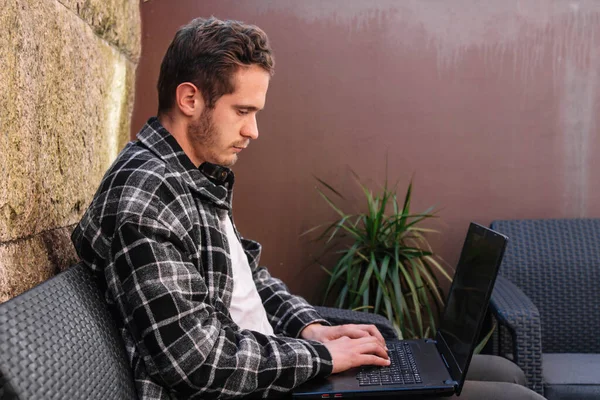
<box><xmin>300</xmin><ymin>323</ymin><xmax>387</xmax><ymax>348</ymax></box>
<box><xmin>323</xmin><ymin>336</ymin><xmax>390</xmax><ymax>374</ymax></box>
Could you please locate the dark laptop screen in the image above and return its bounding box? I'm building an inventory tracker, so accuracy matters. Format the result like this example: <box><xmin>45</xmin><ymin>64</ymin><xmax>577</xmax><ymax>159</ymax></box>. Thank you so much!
<box><xmin>438</xmin><ymin>223</ymin><xmax>507</xmax><ymax>375</ymax></box>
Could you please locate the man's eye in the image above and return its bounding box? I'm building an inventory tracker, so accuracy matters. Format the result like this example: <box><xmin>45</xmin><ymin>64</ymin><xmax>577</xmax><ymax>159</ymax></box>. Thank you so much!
<box><xmin>237</xmin><ymin>109</ymin><xmax>249</xmax><ymax>116</ymax></box>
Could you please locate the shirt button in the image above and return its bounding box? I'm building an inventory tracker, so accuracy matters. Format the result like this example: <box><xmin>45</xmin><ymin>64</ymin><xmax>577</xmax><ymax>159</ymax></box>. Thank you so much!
<box><xmin>221</xmin><ymin>171</ymin><xmax>227</xmax><ymax>179</ymax></box>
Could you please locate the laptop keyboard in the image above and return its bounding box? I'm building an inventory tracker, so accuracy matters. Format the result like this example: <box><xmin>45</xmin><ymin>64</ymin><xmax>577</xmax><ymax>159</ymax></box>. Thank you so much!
<box><xmin>357</xmin><ymin>342</ymin><xmax>423</xmax><ymax>386</ymax></box>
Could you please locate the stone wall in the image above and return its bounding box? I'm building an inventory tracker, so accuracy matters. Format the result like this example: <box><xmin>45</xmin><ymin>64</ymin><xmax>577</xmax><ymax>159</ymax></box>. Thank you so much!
<box><xmin>0</xmin><ymin>0</ymin><xmax>140</xmax><ymax>302</ymax></box>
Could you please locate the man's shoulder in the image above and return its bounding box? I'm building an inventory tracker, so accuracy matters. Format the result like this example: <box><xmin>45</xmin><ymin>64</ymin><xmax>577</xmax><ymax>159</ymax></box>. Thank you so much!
<box><xmin>92</xmin><ymin>142</ymin><xmax>192</xmax><ymax>219</ymax></box>
<box><xmin>108</xmin><ymin>141</ymin><xmax>167</xmax><ymax>182</ymax></box>
<box><xmin>72</xmin><ymin>142</ymin><xmax>197</xmax><ymax>262</ymax></box>
<box><xmin>106</xmin><ymin>141</ymin><xmax>188</xmax><ymax>191</ymax></box>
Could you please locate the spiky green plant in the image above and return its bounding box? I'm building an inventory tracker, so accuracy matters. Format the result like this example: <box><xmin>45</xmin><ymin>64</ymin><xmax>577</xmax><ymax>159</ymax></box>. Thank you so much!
<box><xmin>306</xmin><ymin>173</ymin><xmax>452</xmax><ymax>339</ymax></box>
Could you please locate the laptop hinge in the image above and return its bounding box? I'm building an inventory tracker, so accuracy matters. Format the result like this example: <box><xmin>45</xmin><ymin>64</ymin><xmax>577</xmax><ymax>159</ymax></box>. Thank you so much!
<box><xmin>444</xmin><ymin>379</ymin><xmax>459</xmax><ymax>389</ymax></box>
<box><xmin>436</xmin><ymin>332</ymin><xmax>463</xmax><ymax>384</ymax></box>
<box><xmin>439</xmin><ymin>352</ymin><xmax>459</xmax><ymax>390</ymax></box>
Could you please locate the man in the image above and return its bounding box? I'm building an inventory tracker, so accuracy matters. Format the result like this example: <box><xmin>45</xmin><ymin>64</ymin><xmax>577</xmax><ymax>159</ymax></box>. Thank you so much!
<box><xmin>73</xmin><ymin>17</ymin><xmax>389</xmax><ymax>399</ymax></box>
<box><xmin>73</xmin><ymin>17</ymin><xmax>544</xmax><ymax>399</ymax></box>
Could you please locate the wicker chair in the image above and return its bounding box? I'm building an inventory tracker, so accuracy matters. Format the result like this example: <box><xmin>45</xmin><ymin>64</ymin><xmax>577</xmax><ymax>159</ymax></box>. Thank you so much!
<box><xmin>489</xmin><ymin>219</ymin><xmax>600</xmax><ymax>399</ymax></box>
<box><xmin>0</xmin><ymin>263</ymin><xmax>396</xmax><ymax>399</ymax></box>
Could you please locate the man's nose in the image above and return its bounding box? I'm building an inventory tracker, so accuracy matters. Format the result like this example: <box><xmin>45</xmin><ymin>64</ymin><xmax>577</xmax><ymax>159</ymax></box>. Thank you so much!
<box><xmin>241</xmin><ymin>115</ymin><xmax>259</xmax><ymax>140</ymax></box>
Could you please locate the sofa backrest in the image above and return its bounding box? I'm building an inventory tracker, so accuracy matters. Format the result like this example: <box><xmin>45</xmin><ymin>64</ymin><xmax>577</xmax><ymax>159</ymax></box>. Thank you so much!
<box><xmin>491</xmin><ymin>219</ymin><xmax>600</xmax><ymax>353</ymax></box>
<box><xmin>0</xmin><ymin>263</ymin><xmax>137</xmax><ymax>399</ymax></box>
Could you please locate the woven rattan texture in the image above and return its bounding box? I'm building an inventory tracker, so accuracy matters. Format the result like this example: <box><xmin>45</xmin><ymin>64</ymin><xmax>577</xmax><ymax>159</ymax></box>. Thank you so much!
<box><xmin>491</xmin><ymin>219</ymin><xmax>600</xmax><ymax>353</ymax></box>
<box><xmin>0</xmin><ymin>264</ymin><xmax>137</xmax><ymax>400</ymax></box>
<box><xmin>314</xmin><ymin>306</ymin><xmax>398</xmax><ymax>339</ymax></box>
<box><xmin>491</xmin><ymin>276</ymin><xmax>543</xmax><ymax>394</ymax></box>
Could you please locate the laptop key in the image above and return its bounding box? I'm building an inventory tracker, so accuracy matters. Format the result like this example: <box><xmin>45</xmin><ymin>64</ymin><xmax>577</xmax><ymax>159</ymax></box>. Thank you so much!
<box><xmin>360</xmin><ymin>381</ymin><xmax>381</xmax><ymax>386</ymax></box>
<box><xmin>357</xmin><ymin>341</ymin><xmax>424</xmax><ymax>386</ymax></box>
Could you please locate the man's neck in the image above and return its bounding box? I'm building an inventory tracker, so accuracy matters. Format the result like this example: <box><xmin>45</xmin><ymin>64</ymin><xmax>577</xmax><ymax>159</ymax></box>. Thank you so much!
<box><xmin>157</xmin><ymin>113</ymin><xmax>203</xmax><ymax>167</ymax></box>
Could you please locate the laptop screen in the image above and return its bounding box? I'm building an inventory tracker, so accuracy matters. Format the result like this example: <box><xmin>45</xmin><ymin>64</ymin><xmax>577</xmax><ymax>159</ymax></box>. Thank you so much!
<box><xmin>438</xmin><ymin>223</ymin><xmax>507</xmax><ymax>380</ymax></box>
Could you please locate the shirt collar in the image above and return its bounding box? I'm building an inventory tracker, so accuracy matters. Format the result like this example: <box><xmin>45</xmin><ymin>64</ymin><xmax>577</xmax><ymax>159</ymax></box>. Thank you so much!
<box><xmin>136</xmin><ymin>117</ymin><xmax>234</xmax><ymax>210</ymax></box>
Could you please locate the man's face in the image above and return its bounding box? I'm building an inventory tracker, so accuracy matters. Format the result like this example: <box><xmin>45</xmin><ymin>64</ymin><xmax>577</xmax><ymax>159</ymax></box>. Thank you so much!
<box><xmin>188</xmin><ymin>64</ymin><xmax>270</xmax><ymax>167</ymax></box>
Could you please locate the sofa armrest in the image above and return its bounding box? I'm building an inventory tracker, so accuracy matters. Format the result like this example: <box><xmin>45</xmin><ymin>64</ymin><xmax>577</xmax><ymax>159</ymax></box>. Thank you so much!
<box><xmin>314</xmin><ymin>306</ymin><xmax>398</xmax><ymax>339</ymax></box>
<box><xmin>490</xmin><ymin>275</ymin><xmax>544</xmax><ymax>395</ymax></box>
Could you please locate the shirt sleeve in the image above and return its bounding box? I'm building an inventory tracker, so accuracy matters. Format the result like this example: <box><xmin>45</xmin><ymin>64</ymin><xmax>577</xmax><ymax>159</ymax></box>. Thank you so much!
<box><xmin>107</xmin><ymin>216</ymin><xmax>333</xmax><ymax>399</ymax></box>
<box><xmin>240</xmin><ymin>238</ymin><xmax>331</xmax><ymax>338</ymax></box>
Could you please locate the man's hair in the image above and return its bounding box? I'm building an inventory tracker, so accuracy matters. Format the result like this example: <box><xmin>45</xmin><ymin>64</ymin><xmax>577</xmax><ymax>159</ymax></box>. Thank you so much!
<box><xmin>157</xmin><ymin>17</ymin><xmax>275</xmax><ymax>114</ymax></box>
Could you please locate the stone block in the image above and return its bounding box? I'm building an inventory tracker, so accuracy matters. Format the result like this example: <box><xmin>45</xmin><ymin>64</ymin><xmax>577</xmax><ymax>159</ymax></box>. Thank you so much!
<box><xmin>0</xmin><ymin>225</ymin><xmax>78</xmax><ymax>303</ymax></box>
<box><xmin>57</xmin><ymin>0</ymin><xmax>141</xmax><ymax>61</ymax></box>
<box><xmin>0</xmin><ymin>0</ymin><xmax>137</xmax><ymax>242</ymax></box>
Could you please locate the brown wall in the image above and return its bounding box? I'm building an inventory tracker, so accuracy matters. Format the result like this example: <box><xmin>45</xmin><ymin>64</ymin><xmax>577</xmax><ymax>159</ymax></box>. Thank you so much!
<box><xmin>133</xmin><ymin>0</ymin><xmax>600</xmax><ymax>303</ymax></box>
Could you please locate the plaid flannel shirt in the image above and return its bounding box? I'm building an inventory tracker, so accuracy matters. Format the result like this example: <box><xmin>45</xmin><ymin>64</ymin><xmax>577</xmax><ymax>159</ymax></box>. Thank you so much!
<box><xmin>72</xmin><ymin>117</ymin><xmax>333</xmax><ymax>399</ymax></box>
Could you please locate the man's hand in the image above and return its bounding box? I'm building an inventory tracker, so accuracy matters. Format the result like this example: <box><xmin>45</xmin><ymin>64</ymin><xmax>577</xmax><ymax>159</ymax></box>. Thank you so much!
<box><xmin>300</xmin><ymin>323</ymin><xmax>390</xmax><ymax>374</ymax></box>
<box><xmin>300</xmin><ymin>323</ymin><xmax>386</xmax><ymax>347</ymax></box>
<box><xmin>323</xmin><ymin>336</ymin><xmax>390</xmax><ymax>373</ymax></box>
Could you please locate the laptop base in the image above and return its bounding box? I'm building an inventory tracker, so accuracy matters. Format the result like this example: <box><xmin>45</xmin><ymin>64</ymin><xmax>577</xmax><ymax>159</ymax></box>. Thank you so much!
<box><xmin>292</xmin><ymin>339</ymin><xmax>456</xmax><ymax>399</ymax></box>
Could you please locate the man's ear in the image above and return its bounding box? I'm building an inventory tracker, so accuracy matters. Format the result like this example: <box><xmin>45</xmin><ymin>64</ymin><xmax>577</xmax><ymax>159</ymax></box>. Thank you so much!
<box><xmin>175</xmin><ymin>82</ymin><xmax>204</xmax><ymax>117</ymax></box>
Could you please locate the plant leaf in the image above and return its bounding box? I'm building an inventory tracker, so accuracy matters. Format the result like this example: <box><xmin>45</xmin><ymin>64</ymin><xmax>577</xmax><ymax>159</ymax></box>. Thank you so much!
<box><xmin>474</xmin><ymin>318</ymin><xmax>497</xmax><ymax>354</ymax></box>
<box><xmin>408</xmin><ymin>257</ymin><xmax>437</xmax><ymax>337</ymax></box>
<box><xmin>326</xmin><ymin>215</ymin><xmax>350</xmax><ymax>244</ymax></box>
<box><xmin>317</xmin><ymin>188</ymin><xmax>346</xmax><ymax>218</ymax></box>
<box><xmin>400</xmin><ymin>180</ymin><xmax>413</xmax><ymax>221</ymax></box>
<box><xmin>299</xmin><ymin>223</ymin><xmax>327</xmax><ymax>237</ymax></box>
<box><xmin>314</xmin><ymin>176</ymin><xmax>345</xmax><ymax>199</ymax></box>
<box><xmin>372</xmin><ymin>255</ymin><xmax>391</xmax><ymax>314</ymax></box>
<box><xmin>358</xmin><ymin>253</ymin><xmax>376</xmax><ymax>295</ymax></box>
<box><xmin>396</xmin><ymin>247</ymin><xmax>422</xmax><ymax>337</ymax></box>
<box><xmin>413</xmin><ymin>258</ymin><xmax>445</xmax><ymax>306</ymax></box>
<box><xmin>352</xmin><ymin>305</ymin><xmax>374</xmax><ymax>312</ymax></box>
<box><xmin>423</xmin><ymin>255</ymin><xmax>453</xmax><ymax>282</ymax></box>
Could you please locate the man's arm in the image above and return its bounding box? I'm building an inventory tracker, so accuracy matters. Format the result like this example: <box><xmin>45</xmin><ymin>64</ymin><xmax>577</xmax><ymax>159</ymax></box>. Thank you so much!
<box><xmin>241</xmin><ymin>238</ymin><xmax>330</xmax><ymax>338</ymax></box>
<box><xmin>241</xmin><ymin>238</ymin><xmax>388</xmax><ymax>343</ymax></box>
<box><xmin>109</xmin><ymin>217</ymin><xmax>333</xmax><ymax>399</ymax></box>
<box><xmin>239</xmin><ymin>243</ymin><xmax>390</xmax><ymax>374</ymax></box>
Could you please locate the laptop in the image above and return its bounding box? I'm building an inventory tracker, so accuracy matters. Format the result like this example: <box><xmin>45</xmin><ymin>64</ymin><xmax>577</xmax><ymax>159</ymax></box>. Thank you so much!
<box><xmin>292</xmin><ymin>222</ymin><xmax>508</xmax><ymax>399</ymax></box>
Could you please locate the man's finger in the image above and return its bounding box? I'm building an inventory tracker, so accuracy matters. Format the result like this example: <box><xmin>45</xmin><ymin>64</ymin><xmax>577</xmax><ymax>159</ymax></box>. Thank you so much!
<box><xmin>335</xmin><ymin>325</ymin><xmax>370</xmax><ymax>340</ymax></box>
<box><xmin>357</xmin><ymin>354</ymin><xmax>391</xmax><ymax>367</ymax></box>
<box><xmin>357</xmin><ymin>341</ymin><xmax>389</xmax><ymax>360</ymax></box>
<box><xmin>341</xmin><ymin>324</ymin><xmax>386</xmax><ymax>347</ymax></box>
<box><xmin>361</xmin><ymin>324</ymin><xmax>386</xmax><ymax>346</ymax></box>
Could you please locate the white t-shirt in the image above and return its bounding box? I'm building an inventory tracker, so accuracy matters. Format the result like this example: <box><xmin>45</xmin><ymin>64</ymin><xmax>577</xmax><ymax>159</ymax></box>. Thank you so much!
<box><xmin>219</xmin><ymin>214</ymin><xmax>274</xmax><ymax>336</ymax></box>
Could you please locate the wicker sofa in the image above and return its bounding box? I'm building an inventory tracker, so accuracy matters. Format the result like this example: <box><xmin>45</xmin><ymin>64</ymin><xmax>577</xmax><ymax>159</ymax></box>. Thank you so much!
<box><xmin>0</xmin><ymin>263</ymin><xmax>396</xmax><ymax>399</ymax></box>
<box><xmin>488</xmin><ymin>219</ymin><xmax>600</xmax><ymax>399</ymax></box>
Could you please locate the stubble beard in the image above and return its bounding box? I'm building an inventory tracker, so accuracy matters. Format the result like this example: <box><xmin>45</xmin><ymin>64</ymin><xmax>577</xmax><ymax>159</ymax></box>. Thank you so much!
<box><xmin>188</xmin><ymin>108</ymin><xmax>237</xmax><ymax>167</ymax></box>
